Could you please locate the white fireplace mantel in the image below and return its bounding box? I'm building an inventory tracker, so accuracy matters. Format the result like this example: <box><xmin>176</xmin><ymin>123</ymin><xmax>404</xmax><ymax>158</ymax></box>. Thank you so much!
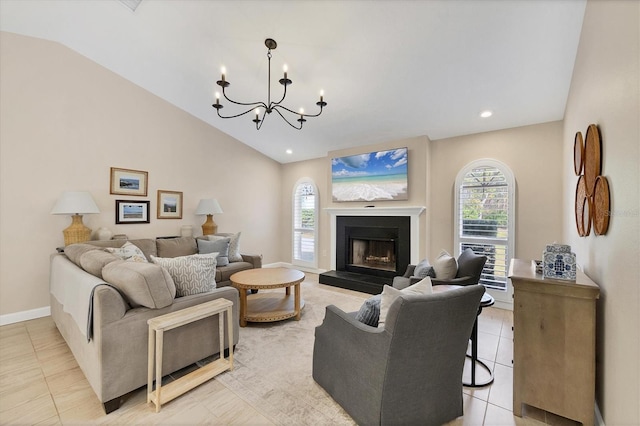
<box><xmin>325</xmin><ymin>206</ymin><xmax>426</xmax><ymax>269</ymax></box>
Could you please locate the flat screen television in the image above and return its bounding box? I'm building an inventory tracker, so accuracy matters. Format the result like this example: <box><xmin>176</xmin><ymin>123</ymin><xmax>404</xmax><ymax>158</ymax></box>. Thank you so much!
<box><xmin>331</xmin><ymin>147</ymin><xmax>408</xmax><ymax>202</ymax></box>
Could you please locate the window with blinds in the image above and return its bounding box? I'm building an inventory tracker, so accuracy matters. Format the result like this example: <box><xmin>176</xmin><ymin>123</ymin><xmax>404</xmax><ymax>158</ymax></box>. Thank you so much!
<box><xmin>457</xmin><ymin>165</ymin><xmax>512</xmax><ymax>291</ymax></box>
<box><xmin>293</xmin><ymin>180</ymin><xmax>318</xmax><ymax>267</ymax></box>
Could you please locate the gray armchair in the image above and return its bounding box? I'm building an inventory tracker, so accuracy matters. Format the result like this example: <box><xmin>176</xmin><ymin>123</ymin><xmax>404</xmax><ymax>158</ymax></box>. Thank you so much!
<box><xmin>312</xmin><ymin>285</ymin><xmax>485</xmax><ymax>426</ymax></box>
<box><xmin>393</xmin><ymin>248</ymin><xmax>487</xmax><ymax>289</ymax></box>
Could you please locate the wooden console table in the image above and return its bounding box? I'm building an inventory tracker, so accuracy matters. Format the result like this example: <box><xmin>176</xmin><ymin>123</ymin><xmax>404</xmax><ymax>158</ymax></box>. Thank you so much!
<box><xmin>147</xmin><ymin>298</ymin><xmax>234</xmax><ymax>412</ymax></box>
<box><xmin>509</xmin><ymin>259</ymin><xmax>599</xmax><ymax>425</ymax></box>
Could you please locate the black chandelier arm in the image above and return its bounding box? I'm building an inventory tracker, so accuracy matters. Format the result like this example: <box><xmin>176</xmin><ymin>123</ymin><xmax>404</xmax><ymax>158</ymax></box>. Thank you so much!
<box><xmin>271</xmin><ymin>107</ymin><xmax>304</xmax><ymax>130</ymax></box>
<box><xmin>214</xmin><ymin>104</ymin><xmax>266</xmax><ymax>120</ymax></box>
<box><xmin>219</xmin><ymin>86</ymin><xmax>269</xmax><ymax>109</ymax></box>
<box><xmin>273</xmin><ymin>103</ymin><xmax>325</xmax><ymax>119</ymax></box>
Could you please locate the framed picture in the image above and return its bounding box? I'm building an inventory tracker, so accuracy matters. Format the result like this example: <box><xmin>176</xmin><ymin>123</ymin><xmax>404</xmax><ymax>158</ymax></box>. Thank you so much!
<box><xmin>157</xmin><ymin>190</ymin><xmax>183</xmax><ymax>219</ymax></box>
<box><xmin>110</xmin><ymin>167</ymin><xmax>148</xmax><ymax>196</ymax></box>
<box><xmin>115</xmin><ymin>200</ymin><xmax>150</xmax><ymax>224</ymax></box>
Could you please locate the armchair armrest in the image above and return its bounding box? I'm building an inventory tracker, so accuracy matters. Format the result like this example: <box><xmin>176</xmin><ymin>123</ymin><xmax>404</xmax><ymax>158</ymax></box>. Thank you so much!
<box><xmin>400</xmin><ymin>264</ymin><xmax>416</xmax><ymax>278</ymax></box>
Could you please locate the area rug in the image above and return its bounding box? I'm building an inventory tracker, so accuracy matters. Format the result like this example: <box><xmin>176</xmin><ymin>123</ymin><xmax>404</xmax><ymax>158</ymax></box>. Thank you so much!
<box><xmin>214</xmin><ymin>281</ymin><xmax>367</xmax><ymax>425</ymax></box>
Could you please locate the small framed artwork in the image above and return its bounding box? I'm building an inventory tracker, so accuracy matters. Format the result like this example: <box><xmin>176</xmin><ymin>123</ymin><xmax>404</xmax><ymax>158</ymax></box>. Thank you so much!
<box><xmin>115</xmin><ymin>200</ymin><xmax>150</xmax><ymax>224</ymax></box>
<box><xmin>110</xmin><ymin>167</ymin><xmax>148</xmax><ymax>196</ymax></box>
<box><xmin>157</xmin><ymin>190</ymin><xmax>183</xmax><ymax>219</ymax></box>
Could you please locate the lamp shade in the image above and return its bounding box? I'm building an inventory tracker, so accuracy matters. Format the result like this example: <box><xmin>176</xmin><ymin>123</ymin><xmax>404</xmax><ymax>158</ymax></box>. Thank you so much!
<box><xmin>51</xmin><ymin>191</ymin><xmax>100</xmax><ymax>215</ymax></box>
<box><xmin>195</xmin><ymin>198</ymin><xmax>223</xmax><ymax>215</ymax></box>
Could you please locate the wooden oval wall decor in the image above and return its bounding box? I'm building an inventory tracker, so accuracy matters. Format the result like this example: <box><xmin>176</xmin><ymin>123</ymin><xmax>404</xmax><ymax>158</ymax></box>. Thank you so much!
<box><xmin>593</xmin><ymin>176</ymin><xmax>610</xmax><ymax>235</ymax></box>
<box><xmin>583</xmin><ymin>124</ymin><xmax>601</xmax><ymax>197</ymax></box>
<box><xmin>574</xmin><ymin>131</ymin><xmax>584</xmax><ymax>176</ymax></box>
<box><xmin>575</xmin><ymin>175</ymin><xmax>591</xmax><ymax>237</ymax></box>
<box><xmin>574</xmin><ymin>123</ymin><xmax>609</xmax><ymax>237</ymax></box>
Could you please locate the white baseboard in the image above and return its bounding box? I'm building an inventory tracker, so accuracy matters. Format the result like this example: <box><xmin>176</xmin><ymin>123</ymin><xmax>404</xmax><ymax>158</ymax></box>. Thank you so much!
<box><xmin>262</xmin><ymin>262</ymin><xmax>327</xmax><ymax>275</ymax></box>
<box><xmin>0</xmin><ymin>306</ymin><xmax>51</xmax><ymax>326</ymax></box>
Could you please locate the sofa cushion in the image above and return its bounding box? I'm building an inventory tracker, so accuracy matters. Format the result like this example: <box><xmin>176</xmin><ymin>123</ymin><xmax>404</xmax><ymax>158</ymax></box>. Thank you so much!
<box><xmin>378</xmin><ymin>277</ymin><xmax>433</xmax><ymax>328</ymax></box>
<box><xmin>150</xmin><ymin>253</ymin><xmax>218</xmax><ymax>296</ymax></box>
<box><xmin>215</xmin><ymin>261</ymin><xmax>254</xmax><ymax>283</ymax></box>
<box><xmin>209</xmin><ymin>232</ymin><xmax>241</xmax><ymax>262</ymax></box>
<box><xmin>104</xmin><ymin>241</ymin><xmax>149</xmax><ymax>263</ymax></box>
<box><xmin>86</xmin><ymin>239</ymin><xmax>157</xmax><ymax>261</ymax></box>
<box><xmin>197</xmin><ymin>238</ymin><xmax>230</xmax><ymax>267</ymax></box>
<box><xmin>79</xmin><ymin>250</ymin><xmax>120</xmax><ymax>279</ymax></box>
<box><xmin>102</xmin><ymin>260</ymin><xmax>176</xmax><ymax>309</ymax></box>
<box><xmin>433</xmin><ymin>250</ymin><xmax>458</xmax><ymax>279</ymax></box>
<box><xmin>64</xmin><ymin>243</ymin><xmax>100</xmax><ymax>267</ymax></box>
<box><xmin>156</xmin><ymin>237</ymin><xmax>197</xmax><ymax>258</ymax></box>
<box><xmin>355</xmin><ymin>294</ymin><xmax>381</xmax><ymax>327</ymax></box>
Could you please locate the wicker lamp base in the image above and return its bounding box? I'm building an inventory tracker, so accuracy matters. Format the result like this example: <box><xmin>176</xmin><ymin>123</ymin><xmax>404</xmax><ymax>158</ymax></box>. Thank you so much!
<box><xmin>62</xmin><ymin>214</ymin><xmax>92</xmax><ymax>246</ymax></box>
<box><xmin>201</xmin><ymin>214</ymin><xmax>218</xmax><ymax>235</ymax></box>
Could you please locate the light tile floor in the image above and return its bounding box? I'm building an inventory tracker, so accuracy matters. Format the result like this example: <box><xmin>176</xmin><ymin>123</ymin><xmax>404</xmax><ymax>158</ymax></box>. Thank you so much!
<box><xmin>0</xmin><ymin>282</ymin><xmax>581</xmax><ymax>425</ymax></box>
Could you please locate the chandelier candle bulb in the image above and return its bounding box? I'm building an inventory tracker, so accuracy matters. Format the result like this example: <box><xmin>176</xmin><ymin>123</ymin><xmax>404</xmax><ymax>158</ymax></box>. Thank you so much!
<box><xmin>283</xmin><ymin>64</ymin><xmax>288</xmax><ymax>80</ymax></box>
<box><xmin>221</xmin><ymin>67</ymin><xmax>226</xmax><ymax>82</ymax></box>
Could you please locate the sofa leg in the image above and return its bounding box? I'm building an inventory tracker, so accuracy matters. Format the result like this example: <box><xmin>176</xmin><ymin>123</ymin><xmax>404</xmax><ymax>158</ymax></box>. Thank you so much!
<box><xmin>103</xmin><ymin>397</ymin><xmax>121</xmax><ymax>414</ymax></box>
<box><xmin>223</xmin><ymin>345</ymin><xmax>236</xmax><ymax>358</ymax></box>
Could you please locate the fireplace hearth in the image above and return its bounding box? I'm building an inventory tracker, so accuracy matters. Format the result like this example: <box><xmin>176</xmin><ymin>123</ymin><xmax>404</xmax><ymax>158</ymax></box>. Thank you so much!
<box><xmin>320</xmin><ymin>215</ymin><xmax>411</xmax><ymax>294</ymax></box>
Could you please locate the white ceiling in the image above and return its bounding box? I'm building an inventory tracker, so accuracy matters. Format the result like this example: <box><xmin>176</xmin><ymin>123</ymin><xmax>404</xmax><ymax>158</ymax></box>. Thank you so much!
<box><xmin>0</xmin><ymin>0</ymin><xmax>586</xmax><ymax>164</ymax></box>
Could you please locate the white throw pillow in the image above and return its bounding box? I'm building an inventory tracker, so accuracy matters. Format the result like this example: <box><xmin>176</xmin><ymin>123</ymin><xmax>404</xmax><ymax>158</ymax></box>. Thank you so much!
<box><xmin>150</xmin><ymin>253</ymin><xmax>218</xmax><ymax>297</ymax></box>
<box><xmin>378</xmin><ymin>277</ymin><xmax>433</xmax><ymax>328</ymax></box>
<box><xmin>433</xmin><ymin>250</ymin><xmax>458</xmax><ymax>279</ymax></box>
<box><xmin>105</xmin><ymin>241</ymin><xmax>149</xmax><ymax>263</ymax></box>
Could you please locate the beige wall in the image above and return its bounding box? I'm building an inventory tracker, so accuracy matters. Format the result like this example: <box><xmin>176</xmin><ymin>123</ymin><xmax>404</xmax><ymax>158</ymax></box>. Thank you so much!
<box><xmin>0</xmin><ymin>32</ymin><xmax>282</xmax><ymax>318</ymax></box>
<box><xmin>281</xmin><ymin>137</ymin><xmax>430</xmax><ymax>271</ymax></box>
<box><xmin>562</xmin><ymin>1</ymin><xmax>640</xmax><ymax>423</ymax></box>
<box><xmin>429</xmin><ymin>122</ymin><xmax>565</xmax><ymax>261</ymax></box>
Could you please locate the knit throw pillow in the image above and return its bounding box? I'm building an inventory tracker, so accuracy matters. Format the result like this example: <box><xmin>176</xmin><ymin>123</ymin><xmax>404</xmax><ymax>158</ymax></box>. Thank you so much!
<box><xmin>150</xmin><ymin>253</ymin><xmax>218</xmax><ymax>296</ymax></box>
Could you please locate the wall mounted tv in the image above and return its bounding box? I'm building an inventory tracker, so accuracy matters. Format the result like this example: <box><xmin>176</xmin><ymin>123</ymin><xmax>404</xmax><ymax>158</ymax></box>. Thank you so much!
<box><xmin>331</xmin><ymin>147</ymin><xmax>408</xmax><ymax>202</ymax></box>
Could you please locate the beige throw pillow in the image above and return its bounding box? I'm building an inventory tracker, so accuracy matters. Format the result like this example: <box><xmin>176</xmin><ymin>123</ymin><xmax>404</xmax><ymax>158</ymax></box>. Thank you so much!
<box><xmin>433</xmin><ymin>250</ymin><xmax>458</xmax><ymax>279</ymax></box>
<box><xmin>378</xmin><ymin>277</ymin><xmax>433</xmax><ymax>327</ymax></box>
<box><xmin>150</xmin><ymin>253</ymin><xmax>218</xmax><ymax>297</ymax></box>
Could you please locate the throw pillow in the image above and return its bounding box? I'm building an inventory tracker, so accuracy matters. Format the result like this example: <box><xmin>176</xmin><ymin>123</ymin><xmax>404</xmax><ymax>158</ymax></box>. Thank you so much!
<box><xmin>105</xmin><ymin>241</ymin><xmax>149</xmax><ymax>263</ymax></box>
<box><xmin>413</xmin><ymin>258</ymin><xmax>436</xmax><ymax>279</ymax></box>
<box><xmin>102</xmin><ymin>260</ymin><xmax>176</xmax><ymax>309</ymax></box>
<box><xmin>150</xmin><ymin>253</ymin><xmax>218</xmax><ymax>297</ymax></box>
<box><xmin>433</xmin><ymin>250</ymin><xmax>458</xmax><ymax>279</ymax></box>
<box><xmin>355</xmin><ymin>294</ymin><xmax>381</xmax><ymax>327</ymax></box>
<box><xmin>156</xmin><ymin>237</ymin><xmax>198</xmax><ymax>258</ymax></box>
<box><xmin>208</xmin><ymin>232</ymin><xmax>242</xmax><ymax>262</ymax></box>
<box><xmin>197</xmin><ymin>238</ymin><xmax>230</xmax><ymax>267</ymax></box>
<box><xmin>378</xmin><ymin>277</ymin><xmax>433</xmax><ymax>328</ymax></box>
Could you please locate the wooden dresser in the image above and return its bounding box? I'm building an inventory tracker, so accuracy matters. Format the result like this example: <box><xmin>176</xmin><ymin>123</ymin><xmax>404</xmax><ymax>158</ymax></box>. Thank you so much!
<box><xmin>508</xmin><ymin>258</ymin><xmax>599</xmax><ymax>426</ymax></box>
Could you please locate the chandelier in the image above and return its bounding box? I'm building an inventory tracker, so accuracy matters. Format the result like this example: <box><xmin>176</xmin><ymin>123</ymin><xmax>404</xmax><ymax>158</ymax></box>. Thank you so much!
<box><xmin>212</xmin><ymin>38</ymin><xmax>327</xmax><ymax>130</ymax></box>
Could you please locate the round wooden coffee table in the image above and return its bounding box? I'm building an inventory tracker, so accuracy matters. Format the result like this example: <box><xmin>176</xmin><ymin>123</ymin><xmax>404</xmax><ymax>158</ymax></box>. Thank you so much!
<box><xmin>230</xmin><ymin>268</ymin><xmax>305</xmax><ymax>327</ymax></box>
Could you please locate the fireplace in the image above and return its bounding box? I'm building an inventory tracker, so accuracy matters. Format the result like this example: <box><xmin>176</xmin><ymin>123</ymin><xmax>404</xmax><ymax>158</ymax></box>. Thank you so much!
<box><xmin>320</xmin><ymin>215</ymin><xmax>411</xmax><ymax>294</ymax></box>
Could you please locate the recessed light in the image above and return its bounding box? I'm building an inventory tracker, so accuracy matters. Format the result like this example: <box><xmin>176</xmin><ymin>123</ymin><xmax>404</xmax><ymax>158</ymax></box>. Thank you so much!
<box><xmin>480</xmin><ymin>110</ymin><xmax>493</xmax><ymax>118</ymax></box>
<box><xmin>286</xmin><ymin>149</ymin><xmax>293</xmax><ymax>155</ymax></box>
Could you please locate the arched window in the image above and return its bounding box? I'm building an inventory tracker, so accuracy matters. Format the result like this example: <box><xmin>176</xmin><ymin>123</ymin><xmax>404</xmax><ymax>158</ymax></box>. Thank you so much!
<box><xmin>292</xmin><ymin>178</ymin><xmax>318</xmax><ymax>269</ymax></box>
<box><xmin>455</xmin><ymin>159</ymin><xmax>515</xmax><ymax>304</ymax></box>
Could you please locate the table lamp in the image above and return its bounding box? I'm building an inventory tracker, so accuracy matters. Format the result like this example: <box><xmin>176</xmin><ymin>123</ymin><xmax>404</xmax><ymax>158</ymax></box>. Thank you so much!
<box><xmin>195</xmin><ymin>198</ymin><xmax>223</xmax><ymax>235</ymax></box>
<box><xmin>51</xmin><ymin>191</ymin><xmax>100</xmax><ymax>246</ymax></box>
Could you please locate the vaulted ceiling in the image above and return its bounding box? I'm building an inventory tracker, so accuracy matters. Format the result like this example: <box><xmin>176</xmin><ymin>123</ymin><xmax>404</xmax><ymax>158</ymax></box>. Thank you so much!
<box><xmin>0</xmin><ymin>0</ymin><xmax>586</xmax><ymax>163</ymax></box>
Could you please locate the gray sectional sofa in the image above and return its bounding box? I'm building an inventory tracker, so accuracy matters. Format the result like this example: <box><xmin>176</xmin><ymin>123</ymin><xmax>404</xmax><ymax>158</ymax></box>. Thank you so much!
<box><xmin>49</xmin><ymin>236</ymin><xmax>261</xmax><ymax>413</ymax></box>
